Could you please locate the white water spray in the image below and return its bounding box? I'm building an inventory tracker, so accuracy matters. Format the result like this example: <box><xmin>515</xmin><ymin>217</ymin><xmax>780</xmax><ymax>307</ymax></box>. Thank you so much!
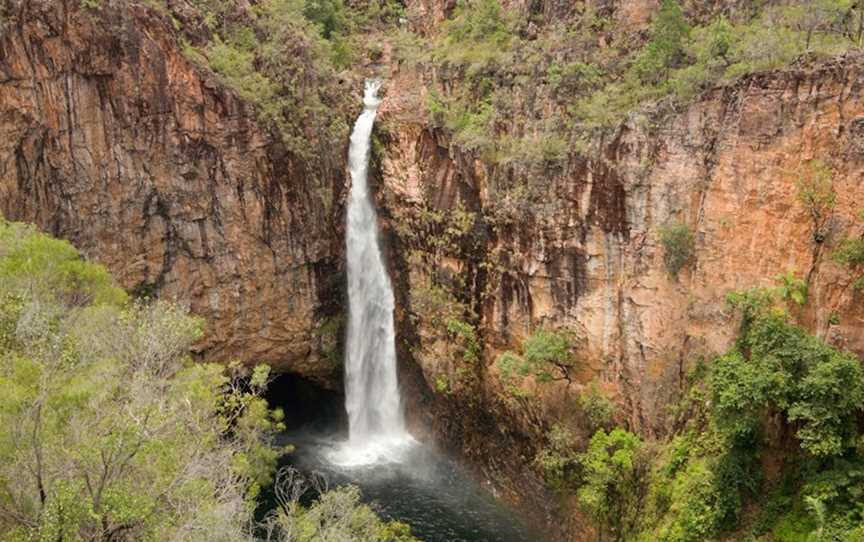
<box><xmin>332</xmin><ymin>80</ymin><xmax>413</xmax><ymax>466</ymax></box>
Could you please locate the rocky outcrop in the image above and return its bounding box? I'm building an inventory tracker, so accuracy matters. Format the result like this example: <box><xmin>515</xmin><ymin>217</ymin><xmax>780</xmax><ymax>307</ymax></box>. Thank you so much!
<box><xmin>0</xmin><ymin>0</ymin><xmax>348</xmax><ymax>383</ymax></box>
<box><xmin>375</xmin><ymin>51</ymin><xmax>864</xmax><ymax>534</ymax></box>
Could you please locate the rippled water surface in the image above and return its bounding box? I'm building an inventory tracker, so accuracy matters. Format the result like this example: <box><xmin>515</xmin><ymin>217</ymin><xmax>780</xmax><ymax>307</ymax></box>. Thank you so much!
<box><xmin>274</xmin><ymin>430</ymin><xmax>543</xmax><ymax>542</ymax></box>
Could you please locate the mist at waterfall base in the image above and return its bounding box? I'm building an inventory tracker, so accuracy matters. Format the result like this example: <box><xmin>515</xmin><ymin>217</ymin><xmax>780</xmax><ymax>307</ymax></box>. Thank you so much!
<box><xmin>265</xmin><ymin>82</ymin><xmax>541</xmax><ymax>541</ymax></box>
<box><xmin>270</xmin><ymin>376</ymin><xmax>541</xmax><ymax>542</ymax></box>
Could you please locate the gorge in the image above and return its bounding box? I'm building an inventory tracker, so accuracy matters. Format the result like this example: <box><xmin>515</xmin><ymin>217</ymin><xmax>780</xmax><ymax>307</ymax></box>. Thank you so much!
<box><xmin>2</xmin><ymin>0</ymin><xmax>864</xmax><ymax>541</ymax></box>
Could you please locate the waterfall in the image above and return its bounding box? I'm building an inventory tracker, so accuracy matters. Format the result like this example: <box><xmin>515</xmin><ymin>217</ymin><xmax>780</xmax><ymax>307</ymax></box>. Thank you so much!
<box><xmin>334</xmin><ymin>79</ymin><xmax>411</xmax><ymax>465</ymax></box>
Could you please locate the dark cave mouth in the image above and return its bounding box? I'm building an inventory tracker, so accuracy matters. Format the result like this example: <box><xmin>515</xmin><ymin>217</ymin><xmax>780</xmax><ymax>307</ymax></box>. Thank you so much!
<box><xmin>264</xmin><ymin>371</ymin><xmax>347</xmax><ymax>434</ymax></box>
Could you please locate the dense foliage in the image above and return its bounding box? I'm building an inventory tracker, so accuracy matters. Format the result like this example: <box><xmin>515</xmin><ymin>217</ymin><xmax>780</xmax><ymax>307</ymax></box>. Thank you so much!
<box><xmin>0</xmin><ymin>220</ymin><xmax>417</xmax><ymax>542</ymax></box>
<box><xmin>532</xmin><ymin>276</ymin><xmax>864</xmax><ymax>542</ymax></box>
<box><xmin>116</xmin><ymin>0</ymin><xmax>401</xmax><ymax>158</ymax></box>
<box><xmin>832</xmin><ymin>209</ymin><xmax>864</xmax><ymax>290</ymax></box>
<box><xmin>577</xmin><ymin>429</ymin><xmax>647</xmax><ymax>542</ymax></box>
<box><xmin>263</xmin><ymin>475</ymin><xmax>416</xmax><ymax>542</ymax></box>
<box><xmin>497</xmin><ymin>329</ymin><xmax>577</xmax><ymax>386</ymax></box>
<box><xmin>0</xmin><ymin>220</ymin><xmax>282</xmax><ymax>541</ymax></box>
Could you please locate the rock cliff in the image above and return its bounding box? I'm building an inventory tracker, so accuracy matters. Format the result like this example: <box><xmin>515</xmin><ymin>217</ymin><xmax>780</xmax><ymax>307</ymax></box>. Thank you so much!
<box><xmin>2</xmin><ymin>0</ymin><xmax>864</xmax><ymax>538</ymax></box>
<box><xmin>378</xmin><ymin>54</ymin><xmax>864</xmax><ymax>435</ymax></box>
<box><xmin>0</xmin><ymin>0</ymin><xmax>348</xmax><ymax>384</ymax></box>
<box><xmin>374</xmin><ymin>50</ymin><xmax>864</xmax><ymax>533</ymax></box>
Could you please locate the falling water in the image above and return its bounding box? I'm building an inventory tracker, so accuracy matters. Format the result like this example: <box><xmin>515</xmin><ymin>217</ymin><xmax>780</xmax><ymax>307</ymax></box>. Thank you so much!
<box><xmin>334</xmin><ymin>79</ymin><xmax>412</xmax><ymax>466</ymax></box>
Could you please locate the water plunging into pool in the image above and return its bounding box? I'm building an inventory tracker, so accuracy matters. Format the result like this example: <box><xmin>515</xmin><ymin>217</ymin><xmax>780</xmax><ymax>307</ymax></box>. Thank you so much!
<box><xmin>331</xmin><ymin>79</ymin><xmax>413</xmax><ymax>466</ymax></box>
<box><xmin>282</xmin><ymin>82</ymin><xmax>540</xmax><ymax>541</ymax></box>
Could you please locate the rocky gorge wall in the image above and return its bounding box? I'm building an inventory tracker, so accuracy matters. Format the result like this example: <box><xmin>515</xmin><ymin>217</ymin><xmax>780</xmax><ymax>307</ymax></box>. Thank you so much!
<box><xmin>377</xmin><ymin>54</ymin><xmax>864</xmax><ymax>434</ymax></box>
<box><xmin>373</xmin><ymin>42</ymin><xmax>864</xmax><ymax>536</ymax></box>
<box><xmin>2</xmin><ymin>0</ymin><xmax>864</xmax><ymax>538</ymax></box>
<box><xmin>0</xmin><ymin>0</ymin><xmax>348</xmax><ymax>384</ymax></box>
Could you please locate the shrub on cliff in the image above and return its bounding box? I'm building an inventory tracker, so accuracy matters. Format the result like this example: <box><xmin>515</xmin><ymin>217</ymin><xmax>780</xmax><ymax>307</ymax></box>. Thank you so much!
<box><xmin>435</xmin><ymin>0</ymin><xmax>515</xmax><ymax>70</ymax></box>
<box><xmin>170</xmin><ymin>0</ymin><xmax>356</xmax><ymax>156</ymax></box>
<box><xmin>659</xmin><ymin>222</ymin><xmax>695</xmax><ymax>278</ymax></box>
<box><xmin>496</xmin><ymin>329</ymin><xmax>577</xmax><ymax>387</ymax></box>
<box><xmin>535</xmin><ymin>425</ymin><xmax>581</xmax><ymax>491</ymax></box>
<box><xmin>832</xmin><ymin>210</ymin><xmax>864</xmax><ymax>290</ymax></box>
<box><xmin>578</xmin><ymin>382</ymin><xmax>617</xmax><ymax>434</ymax></box>
<box><xmin>632</xmin><ymin>0</ymin><xmax>690</xmax><ymax>85</ymax></box>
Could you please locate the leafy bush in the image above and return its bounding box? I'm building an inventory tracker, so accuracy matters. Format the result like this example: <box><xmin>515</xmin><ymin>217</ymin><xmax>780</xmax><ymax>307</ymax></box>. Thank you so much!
<box><xmin>435</xmin><ymin>0</ymin><xmax>515</xmax><ymax>69</ymax></box>
<box><xmin>659</xmin><ymin>222</ymin><xmax>696</xmax><ymax>278</ymax></box>
<box><xmin>578</xmin><ymin>382</ymin><xmax>617</xmax><ymax>433</ymax></box>
<box><xmin>712</xmin><ymin>309</ymin><xmax>864</xmax><ymax>457</ymax></box>
<box><xmin>207</xmin><ymin>36</ymin><xmax>278</xmax><ymax>105</ymax></box>
<box><xmin>496</xmin><ymin>329</ymin><xmax>576</xmax><ymax>386</ymax></box>
<box><xmin>832</xmin><ymin>217</ymin><xmax>864</xmax><ymax>289</ymax></box>
<box><xmin>269</xmin><ymin>483</ymin><xmax>418</xmax><ymax>541</ymax></box>
<box><xmin>0</xmin><ymin>220</ymin><xmax>127</xmax><ymax>307</ymax></box>
<box><xmin>632</xmin><ymin>0</ymin><xmax>690</xmax><ymax>85</ymax></box>
<box><xmin>303</xmin><ymin>0</ymin><xmax>349</xmax><ymax>39</ymax></box>
<box><xmin>577</xmin><ymin>429</ymin><xmax>647</xmax><ymax>541</ymax></box>
<box><xmin>775</xmin><ymin>271</ymin><xmax>809</xmax><ymax>306</ymax></box>
<box><xmin>0</xmin><ymin>221</ymin><xmax>283</xmax><ymax>541</ymax></box>
<box><xmin>795</xmin><ymin>159</ymin><xmax>836</xmax><ymax>235</ymax></box>
<box><xmin>534</xmin><ymin>424</ymin><xmax>581</xmax><ymax>491</ymax></box>
<box><xmin>446</xmin><ymin>318</ymin><xmax>481</xmax><ymax>364</ymax></box>
<box><xmin>834</xmin><ymin>238</ymin><xmax>864</xmax><ymax>267</ymax></box>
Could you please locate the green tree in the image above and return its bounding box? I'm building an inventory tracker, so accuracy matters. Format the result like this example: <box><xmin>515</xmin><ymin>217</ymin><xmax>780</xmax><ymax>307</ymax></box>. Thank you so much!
<box><xmin>0</xmin><ymin>220</ymin><xmax>413</xmax><ymax>541</ymax></box>
<box><xmin>712</xmin><ymin>303</ymin><xmax>864</xmax><ymax>457</ymax></box>
<box><xmin>303</xmin><ymin>0</ymin><xmax>349</xmax><ymax>39</ymax></box>
<box><xmin>577</xmin><ymin>429</ymin><xmax>647</xmax><ymax>542</ymax></box>
<box><xmin>775</xmin><ymin>270</ymin><xmax>809</xmax><ymax>306</ymax></box>
<box><xmin>496</xmin><ymin>329</ymin><xmax>577</xmax><ymax>385</ymax></box>
<box><xmin>633</xmin><ymin>0</ymin><xmax>690</xmax><ymax>84</ymax></box>
<box><xmin>796</xmin><ymin>159</ymin><xmax>836</xmax><ymax>238</ymax></box>
<box><xmin>0</xmin><ymin>222</ymin><xmax>288</xmax><ymax>541</ymax></box>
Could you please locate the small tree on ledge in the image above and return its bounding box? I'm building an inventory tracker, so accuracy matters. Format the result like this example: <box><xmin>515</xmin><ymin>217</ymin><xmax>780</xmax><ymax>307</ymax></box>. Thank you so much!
<box><xmin>497</xmin><ymin>329</ymin><xmax>577</xmax><ymax>385</ymax></box>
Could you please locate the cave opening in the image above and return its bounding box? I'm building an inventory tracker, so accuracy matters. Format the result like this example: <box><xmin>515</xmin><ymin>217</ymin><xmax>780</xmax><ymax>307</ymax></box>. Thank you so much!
<box><xmin>264</xmin><ymin>371</ymin><xmax>347</xmax><ymax>434</ymax></box>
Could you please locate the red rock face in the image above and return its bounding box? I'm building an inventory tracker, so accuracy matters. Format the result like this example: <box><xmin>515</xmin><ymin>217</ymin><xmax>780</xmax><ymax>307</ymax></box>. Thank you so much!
<box><xmin>3</xmin><ymin>1</ymin><xmax>864</xmax><ymax>538</ymax></box>
<box><xmin>372</xmin><ymin>53</ymin><xmax>864</xmax><ymax>538</ymax></box>
<box><xmin>378</xmin><ymin>56</ymin><xmax>864</xmax><ymax>437</ymax></box>
<box><xmin>0</xmin><ymin>2</ymin><xmax>347</xmax><ymax>383</ymax></box>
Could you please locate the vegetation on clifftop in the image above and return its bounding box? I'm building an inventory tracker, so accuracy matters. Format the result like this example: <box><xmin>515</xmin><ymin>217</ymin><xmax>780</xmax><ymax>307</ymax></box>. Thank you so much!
<box><xmin>408</xmin><ymin>0</ymin><xmax>864</xmax><ymax>216</ymax></box>
<box><xmin>107</xmin><ymin>0</ymin><xmax>403</xmax><ymax>158</ymax></box>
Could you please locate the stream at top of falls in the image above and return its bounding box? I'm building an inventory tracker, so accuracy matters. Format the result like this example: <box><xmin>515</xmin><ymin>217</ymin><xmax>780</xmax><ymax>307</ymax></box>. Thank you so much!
<box><xmin>268</xmin><ymin>81</ymin><xmax>543</xmax><ymax>542</ymax></box>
